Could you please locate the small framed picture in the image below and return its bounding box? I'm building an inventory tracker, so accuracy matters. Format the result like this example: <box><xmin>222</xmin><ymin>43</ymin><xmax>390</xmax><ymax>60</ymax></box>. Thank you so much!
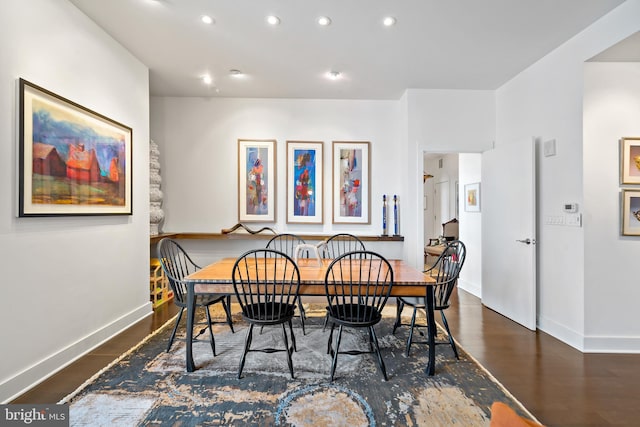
<box><xmin>620</xmin><ymin>137</ymin><xmax>640</xmax><ymax>185</ymax></box>
<box><xmin>621</xmin><ymin>189</ymin><xmax>640</xmax><ymax>236</ymax></box>
<box><xmin>464</xmin><ymin>182</ymin><xmax>481</xmax><ymax>212</ymax></box>
<box><xmin>238</xmin><ymin>139</ymin><xmax>276</xmax><ymax>222</ymax></box>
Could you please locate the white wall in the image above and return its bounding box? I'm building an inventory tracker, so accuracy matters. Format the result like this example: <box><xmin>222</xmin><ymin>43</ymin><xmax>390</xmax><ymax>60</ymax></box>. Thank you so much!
<box><xmin>496</xmin><ymin>1</ymin><xmax>640</xmax><ymax>350</ymax></box>
<box><xmin>0</xmin><ymin>0</ymin><xmax>151</xmax><ymax>402</ymax></box>
<box><xmin>150</xmin><ymin>97</ymin><xmax>405</xmax><ymax>262</ymax></box>
<box><xmin>458</xmin><ymin>154</ymin><xmax>482</xmax><ymax>297</ymax></box>
<box><xmin>407</xmin><ymin>89</ymin><xmax>494</xmax><ymax>291</ymax></box>
<box><xmin>584</xmin><ymin>62</ymin><xmax>640</xmax><ymax>351</ymax></box>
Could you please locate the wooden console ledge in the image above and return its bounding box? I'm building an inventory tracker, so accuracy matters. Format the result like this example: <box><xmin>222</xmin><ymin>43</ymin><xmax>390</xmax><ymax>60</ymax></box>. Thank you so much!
<box><xmin>151</xmin><ymin>232</ymin><xmax>403</xmax><ymax>245</ymax></box>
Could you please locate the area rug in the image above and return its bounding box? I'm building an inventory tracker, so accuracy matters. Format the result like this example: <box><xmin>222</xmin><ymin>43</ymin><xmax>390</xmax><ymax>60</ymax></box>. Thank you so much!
<box><xmin>61</xmin><ymin>305</ymin><xmax>537</xmax><ymax>426</ymax></box>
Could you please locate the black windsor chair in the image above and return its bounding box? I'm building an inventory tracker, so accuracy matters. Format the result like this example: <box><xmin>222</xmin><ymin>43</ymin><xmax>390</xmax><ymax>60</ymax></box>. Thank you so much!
<box><xmin>322</xmin><ymin>233</ymin><xmax>366</xmax><ymax>259</ymax></box>
<box><xmin>324</xmin><ymin>250</ymin><xmax>394</xmax><ymax>381</ymax></box>
<box><xmin>321</xmin><ymin>233</ymin><xmax>366</xmax><ymax>331</ymax></box>
<box><xmin>232</xmin><ymin>249</ymin><xmax>301</xmax><ymax>379</ymax></box>
<box><xmin>266</xmin><ymin>233</ymin><xmax>308</xmax><ymax>334</ymax></box>
<box><xmin>393</xmin><ymin>240</ymin><xmax>466</xmax><ymax>358</ymax></box>
<box><xmin>157</xmin><ymin>238</ymin><xmax>234</xmax><ymax>355</ymax></box>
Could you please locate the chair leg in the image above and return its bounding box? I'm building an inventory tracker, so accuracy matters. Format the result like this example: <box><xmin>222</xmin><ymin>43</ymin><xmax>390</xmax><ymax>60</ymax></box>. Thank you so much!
<box><xmin>327</xmin><ymin>322</ymin><xmax>337</xmax><ymax>355</ymax></box>
<box><xmin>393</xmin><ymin>300</ymin><xmax>405</xmax><ymax>334</ymax></box>
<box><xmin>238</xmin><ymin>324</ymin><xmax>254</xmax><ymax>379</ymax></box>
<box><xmin>298</xmin><ymin>299</ymin><xmax>306</xmax><ymax>335</ymax></box>
<box><xmin>329</xmin><ymin>325</ymin><xmax>344</xmax><ymax>382</ymax></box>
<box><xmin>405</xmin><ymin>306</ymin><xmax>419</xmax><ymax>357</ymax></box>
<box><xmin>221</xmin><ymin>296</ymin><xmax>234</xmax><ymax>333</ymax></box>
<box><xmin>167</xmin><ymin>307</ymin><xmax>184</xmax><ymax>352</ymax></box>
<box><xmin>367</xmin><ymin>325</ymin><xmax>375</xmax><ymax>352</ymax></box>
<box><xmin>205</xmin><ymin>306</ymin><xmax>216</xmax><ymax>357</ymax></box>
<box><xmin>370</xmin><ymin>326</ymin><xmax>388</xmax><ymax>381</ymax></box>
<box><xmin>281</xmin><ymin>324</ymin><xmax>295</xmax><ymax>379</ymax></box>
<box><xmin>440</xmin><ymin>310</ymin><xmax>459</xmax><ymax>359</ymax></box>
<box><xmin>288</xmin><ymin>319</ymin><xmax>297</xmax><ymax>352</ymax></box>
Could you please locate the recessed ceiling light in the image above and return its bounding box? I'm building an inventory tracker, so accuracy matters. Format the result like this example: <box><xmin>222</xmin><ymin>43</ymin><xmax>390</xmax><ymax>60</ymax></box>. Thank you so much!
<box><xmin>326</xmin><ymin>71</ymin><xmax>341</xmax><ymax>80</ymax></box>
<box><xmin>383</xmin><ymin>16</ymin><xmax>397</xmax><ymax>27</ymax></box>
<box><xmin>266</xmin><ymin>15</ymin><xmax>280</xmax><ymax>26</ymax></box>
<box><xmin>229</xmin><ymin>69</ymin><xmax>244</xmax><ymax>78</ymax></box>
<box><xmin>202</xmin><ymin>74</ymin><xmax>213</xmax><ymax>85</ymax></box>
<box><xmin>201</xmin><ymin>15</ymin><xmax>214</xmax><ymax>25</ymax></box>
<box><xmin>318</xmin><ymin>16</ymin><xmax>331</xmax><ymax>26</ymax></box>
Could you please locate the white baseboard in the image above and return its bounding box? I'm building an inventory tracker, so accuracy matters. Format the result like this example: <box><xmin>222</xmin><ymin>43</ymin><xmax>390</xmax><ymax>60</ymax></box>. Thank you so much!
<box><xmin>1</xmin><ymin>302</ymin><xmax>152</xmax><ymax>403</ymax></box>
<box><xmin>458</xmin><ymin>279</ymin><xmax>481</xmax><ymax>298</ymax></box>
<box><xmin>583</xmin><ymin>336</ymin><xmax>640</xmax><ymax>353</ymax></box>
<box><xmin>538</xmin><ymin>315</ymin><xmax>640</xmax><ymax>353</ymax></box>
<box><xmin>537</xmin><ymin>315</ymin><xmax>584</xmax><ymax>351</ymax></box>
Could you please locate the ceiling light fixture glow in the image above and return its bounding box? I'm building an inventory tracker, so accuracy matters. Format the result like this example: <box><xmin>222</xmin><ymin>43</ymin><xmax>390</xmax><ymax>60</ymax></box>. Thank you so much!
<box><xmin>202</xmin><ymin>74</ymin><xmax>213</xmax><ymax>85</ymax></box>
<box><xmin>201</xmin><ymin>15</ymin><xmax>214</xmax><ymax>24</ymax></box>
<box><xmin>266</xmin><ymin>15</ymin><xmax>280</xmax><ymax>25</ymax></box>
<box><xmin>383</xmin><ymin>16</ymin><xmax>397</xmax><ymax>27</ymax></box>
<box><xmin>318</xmin><ymin>16</ymin><xmax>331</xmax><ymax>26</ymax></box>
<box><xmin>327</xmin><ymin>71</ymin><xmax>341</xmax><ymax>80</ymax></box>
<box><xmin>229</xmin><ymin>69</ymin><xmax>244</xmax><ymax>78</ymax></box>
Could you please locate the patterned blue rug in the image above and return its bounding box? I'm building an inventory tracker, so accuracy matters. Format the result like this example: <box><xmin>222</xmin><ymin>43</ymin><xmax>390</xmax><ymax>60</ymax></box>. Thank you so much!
<box><xmin>62</xmin><ymin>305</ymin><xmax>535</xmax><ymax>426</ymax></box>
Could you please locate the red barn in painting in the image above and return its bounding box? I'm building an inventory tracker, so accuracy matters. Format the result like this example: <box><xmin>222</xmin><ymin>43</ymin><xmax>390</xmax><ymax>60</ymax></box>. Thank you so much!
<box><xmin>66</xmin><ymin>143</ymin><xmax>100</xmax><ymax>183</ymax></box>
<box><xmin>32</xmin><ymin>142</ymin><xmax>66</xmax><ymax>177</ymax></box>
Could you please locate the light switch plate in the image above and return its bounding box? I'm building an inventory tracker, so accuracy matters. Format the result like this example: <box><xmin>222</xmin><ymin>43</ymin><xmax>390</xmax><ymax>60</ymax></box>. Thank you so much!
<box><xmin>566</xmin><ymin>213</ymin><xmax>582</xmax><ymax>227</ymax></box>
<box><xmin>544</xmin><ymin>139</ymin><xmax>557</xmax><ymax>157</ymax></box>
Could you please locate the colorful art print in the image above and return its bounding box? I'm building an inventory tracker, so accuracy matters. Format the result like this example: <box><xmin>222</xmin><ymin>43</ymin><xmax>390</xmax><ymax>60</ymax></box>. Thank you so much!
<box><xmin>287</xmin><ymin>141</ymin><xmax>323</xmax><ymax>224</ymax></box>
<box><xmin>18</xmin><ymin>79</ymin><xmax>132</xmax><ymax>216</ymax></box>
<box><xmin>332</xmin><ymin>141</ymin><xmax>370</xmax><ymax>224</ymax></box>
<box><xmin>620</xmin><ymin>137</ymin><xmax>640</xmax><ymax>185</ymax></box>
<box><xmin>621</xmin><ymin>189</ymin><xmax>640</xmax><ymax>236</ymax></box>
<box><xmin>465</xmin><ymin>182</ymin><xmax>481</xmax><ymax>212</ymax></box>
<box><xmin>238</xmin><ymin>139</ymin><xmax>276</xmax><ymax>222</ymax></box>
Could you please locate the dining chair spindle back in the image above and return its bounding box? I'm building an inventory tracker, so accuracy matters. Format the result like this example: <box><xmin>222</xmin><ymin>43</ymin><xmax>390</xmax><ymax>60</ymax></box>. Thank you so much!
<box><xmin>157</xmin><ymin>238</ymin><xmax>234</xmax><ymax>355</ymax></box>
<box><xmin>324</xmin><ymin>250</ymin><xmax>394</xmax><ymax>381</ymax></box>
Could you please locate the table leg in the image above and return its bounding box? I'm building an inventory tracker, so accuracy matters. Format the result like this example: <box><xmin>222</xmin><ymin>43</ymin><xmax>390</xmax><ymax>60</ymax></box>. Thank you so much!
<box><xmin>425</xmin><ymin>285</ymin><xmax>436</xmax><ymax>376</ymax></box>
<box><xmin>186</xmin><ymin>282</ymin><xmax>196</xmax><ymax>372</ymax></box>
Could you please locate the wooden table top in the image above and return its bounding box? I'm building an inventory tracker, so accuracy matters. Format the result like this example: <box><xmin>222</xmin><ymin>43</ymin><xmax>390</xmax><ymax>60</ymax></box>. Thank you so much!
<box><xmin>186</xmin><ymin>258</ymin><xmax>433</xmax><ymax>297</ymax></box>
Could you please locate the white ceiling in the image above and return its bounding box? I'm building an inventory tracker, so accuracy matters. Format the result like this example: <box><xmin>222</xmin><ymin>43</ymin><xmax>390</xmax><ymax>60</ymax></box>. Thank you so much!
<box><xmin>69</xmin><ymin>0</ymin><xmax>626</xmax><ymax>100</ymax></box>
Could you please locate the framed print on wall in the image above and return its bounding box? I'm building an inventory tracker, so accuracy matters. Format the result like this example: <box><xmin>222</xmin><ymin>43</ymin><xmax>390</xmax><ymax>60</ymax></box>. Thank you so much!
<box><xmin>238</xmin><ymin>139</ymin><xmax>276</xmax><ymax>222</ymax></box>
<box><xmin>286</xmin><ymin>141</ymin><xmax>323</xmax><ymax>224</ymax></box>
<box><xmin>464</xmin><ymin>182</ymin><xmax>481</xmax><ymax>212</ymax></box>
<box><xmin>621</xmin><ymin>189</ymin><xmax>640</xmax><ymax>236</ymax></box>
<box><xmin>332</xmin><ymin>141</ymin><xmax>370</xmax><ymax>224</ymax></box>
<box><xmin>18</xmin><ymin>78</ymin><xmax>132</xmax><ymax>216</ymax></box>
<box><xmin>620</xmin><ymin>137</ymin><xmax>640</xmax><ymax>184</ymax></box>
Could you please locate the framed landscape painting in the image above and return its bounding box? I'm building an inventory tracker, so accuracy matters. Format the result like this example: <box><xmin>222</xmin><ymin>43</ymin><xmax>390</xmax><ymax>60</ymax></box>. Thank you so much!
<box><xmin>620</xmin><ymin>137</ymin><xmax>640</xmax><ymax>185</ymax></box>
<box><xmin>238</xmin><ymin>139</ymin><xmax>276</xmax><ymax>222</ymax></box>
<box><xmin>332</xmin><ymin>141</ymin><xmax>370</xmax><ymax>224</ymax></box>
<box><xmin>621</xmin><ymin>189</ymin><xmax>640</xmax><ymax>236</ymax></box>
<box><xmin>18</xmin><ymin>78</ymin><xmax>132</xmax><ymax>216</ymax></box>
<box><xmin>286</xmin><ymin>141</ymin><xmax>323</xmax><ymax>224</ymax></box>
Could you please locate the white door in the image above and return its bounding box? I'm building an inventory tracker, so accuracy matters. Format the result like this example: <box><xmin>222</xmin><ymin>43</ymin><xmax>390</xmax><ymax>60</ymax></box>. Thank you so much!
<box><xmin>481</xmin><ymin>138</ymin><xmax>537</xmax><ymax>330</ymax></box>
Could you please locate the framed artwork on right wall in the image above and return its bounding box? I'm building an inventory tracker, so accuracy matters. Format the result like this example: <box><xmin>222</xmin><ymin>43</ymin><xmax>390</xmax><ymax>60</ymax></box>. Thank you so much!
<box><xmin>621</xmin><ymin>189</ymin><xmax>640</xmax><ymax>236</ymax></box>
<box><xmin>620</xmin><ymin>137</ymin><xmax>640</xmax><ymax>184</ymax></box>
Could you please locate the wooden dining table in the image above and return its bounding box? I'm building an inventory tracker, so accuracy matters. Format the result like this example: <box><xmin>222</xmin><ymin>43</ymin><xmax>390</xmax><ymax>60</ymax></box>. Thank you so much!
<box><xmin>184</xmin><ymin>257</ymin><xmax>439</xmax><ymax>375</ymax></box>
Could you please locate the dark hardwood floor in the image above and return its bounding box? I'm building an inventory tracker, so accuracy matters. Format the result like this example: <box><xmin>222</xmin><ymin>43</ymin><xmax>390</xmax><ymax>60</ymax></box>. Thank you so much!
<box><xmin>12</xmin><ymin>290</ymin><xmax>640</xmax><ymax>426</ymax></box>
